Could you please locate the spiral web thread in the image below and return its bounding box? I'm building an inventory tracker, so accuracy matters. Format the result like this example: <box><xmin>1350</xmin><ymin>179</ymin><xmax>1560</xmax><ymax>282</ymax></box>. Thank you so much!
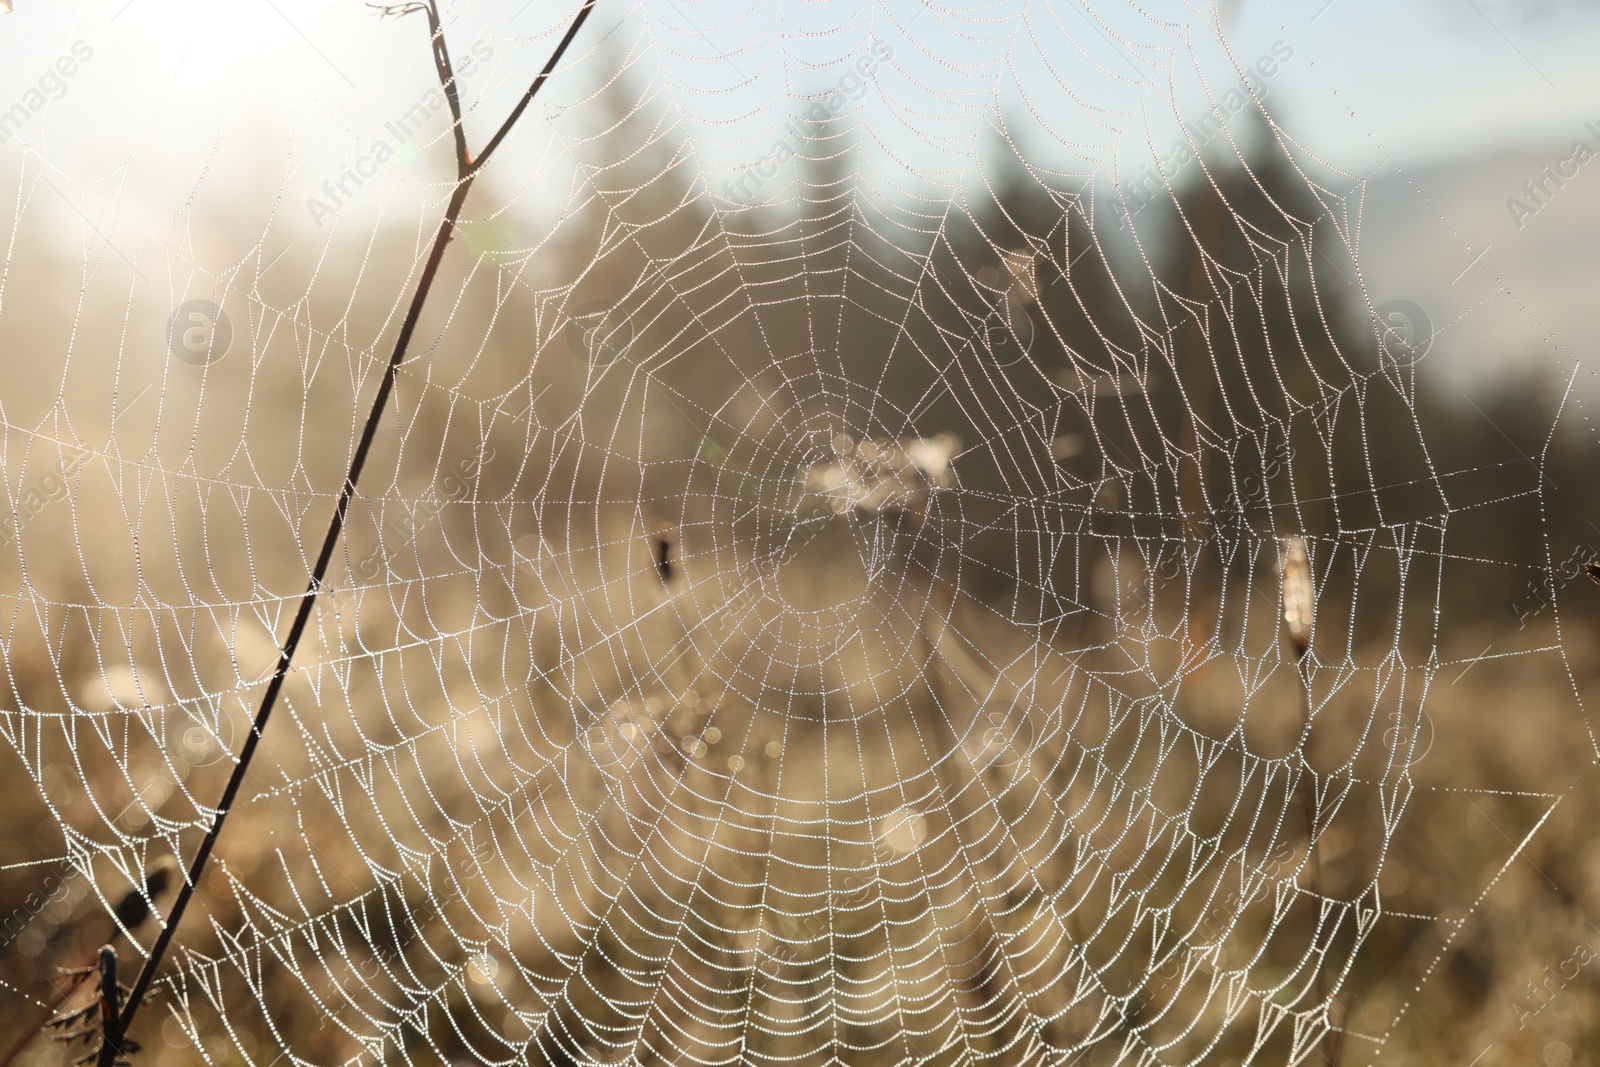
<box><xmin>0</xmin><ymin>1</ymin><xmax>1572</xmax><ymax>1065</ymax></box>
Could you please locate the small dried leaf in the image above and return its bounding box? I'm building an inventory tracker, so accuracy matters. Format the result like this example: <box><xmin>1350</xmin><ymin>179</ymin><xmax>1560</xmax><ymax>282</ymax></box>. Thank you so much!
<box><xmin>1281</xmin><ymin>536</ymin><xmax>1313</xmax><ymax>660</ymax></box>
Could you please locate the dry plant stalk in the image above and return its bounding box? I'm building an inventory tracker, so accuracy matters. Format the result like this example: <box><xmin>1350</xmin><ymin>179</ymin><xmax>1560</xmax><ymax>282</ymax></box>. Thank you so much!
<box><xmin>1281</xmin><ymin>534</ymin><xmax>1340</xmax><ymax>1060</ymax></box>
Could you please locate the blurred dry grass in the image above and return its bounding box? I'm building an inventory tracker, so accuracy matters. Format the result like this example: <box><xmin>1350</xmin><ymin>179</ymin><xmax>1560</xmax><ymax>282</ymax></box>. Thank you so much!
<box><xmin>3</xmin><ymin>493</ymin><xmax>1596</xmax><ymax>1065</ymax></box>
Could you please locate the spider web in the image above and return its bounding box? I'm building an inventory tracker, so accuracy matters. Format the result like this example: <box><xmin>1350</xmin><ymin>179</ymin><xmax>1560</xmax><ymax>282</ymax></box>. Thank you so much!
<box><xmin>0</xmin><ymin>1</ymin><xmax>1580</xmax><ymax>1065</ymax></box>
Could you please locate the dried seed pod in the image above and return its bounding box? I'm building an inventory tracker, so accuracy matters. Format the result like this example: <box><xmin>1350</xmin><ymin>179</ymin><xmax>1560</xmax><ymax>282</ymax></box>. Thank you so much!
<box><xmin>112</xmin><ymin>863</ymin><xmax>172</xmax><ymax>932</ymax></box>
<box><xmin>645</xmin><ymin>519</ymin><xmax>676</xmax><ymax>586</ymax></box>
<box><xmin>653</xmin><ymin>536</ymin><xmax>673</xmax><ymax>584</ymax></box>
<box><xmin>1281</xmin><ymin>536</ymin><xmax>1313</xmax><ymax>660</ymax></box>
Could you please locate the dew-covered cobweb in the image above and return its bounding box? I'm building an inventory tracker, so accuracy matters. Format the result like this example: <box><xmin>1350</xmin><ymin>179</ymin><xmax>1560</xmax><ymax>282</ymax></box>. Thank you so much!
<box><xmin>0</xmin><ymin>1</ymin><xmax>1582</xmax><ymax>1064</ymax></box>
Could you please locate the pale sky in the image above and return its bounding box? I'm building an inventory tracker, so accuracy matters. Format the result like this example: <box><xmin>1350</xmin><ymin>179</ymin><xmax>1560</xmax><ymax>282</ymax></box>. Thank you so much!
<box><xmin>1</xmin><ymin>0</ymin><xmax>1596</xmax><ymax>388</ymax></box>
<box><xmin>4</xmin><ymin>0</ymin><xmax>1596</xmax><ymax>203</ymax></box>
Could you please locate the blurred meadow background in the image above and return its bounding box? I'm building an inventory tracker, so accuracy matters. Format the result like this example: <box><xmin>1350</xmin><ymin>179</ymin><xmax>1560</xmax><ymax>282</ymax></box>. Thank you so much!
<box><xmin>2</xmin><ymin>1</ymin><xmax>1600</xmax><ymax>1065</ymax></box>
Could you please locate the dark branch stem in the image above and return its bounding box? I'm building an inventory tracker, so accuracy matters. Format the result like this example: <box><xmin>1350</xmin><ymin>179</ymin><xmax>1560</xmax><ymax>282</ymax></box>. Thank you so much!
<box><xmin>469</xmin><ymin>0</ymin><xmax>597</xmax><ymax>175</ymax></box>
<box><xmin>114</xmin><ymin>180</ymin><xmax>473</xmax><ymax>1045</ymax></box>
<box><xmin>93</xmin><ymin>948</ymin><xmax>120</xmax><ymax>1067</ymax></box>
<box><xmin>99</xmin><ymin>2</ymin><xmax>595</xmax><ymax>1053</ymax></box>
<box><xmin>418</xmin><ymin>0</ymin><xmax>471</xmax><ymax>174</ymax></box>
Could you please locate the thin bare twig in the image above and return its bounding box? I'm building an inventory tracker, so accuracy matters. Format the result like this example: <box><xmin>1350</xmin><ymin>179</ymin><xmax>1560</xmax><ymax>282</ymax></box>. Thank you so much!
<box><xmin>469</xmin><ymin>1</ymin><xmax>595</xmax><ymax>175</ymax></box>
<box><xmin>374</xmin><ymin>1</ymin><xmax>471</xmax><ymax>173</ymax></box>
